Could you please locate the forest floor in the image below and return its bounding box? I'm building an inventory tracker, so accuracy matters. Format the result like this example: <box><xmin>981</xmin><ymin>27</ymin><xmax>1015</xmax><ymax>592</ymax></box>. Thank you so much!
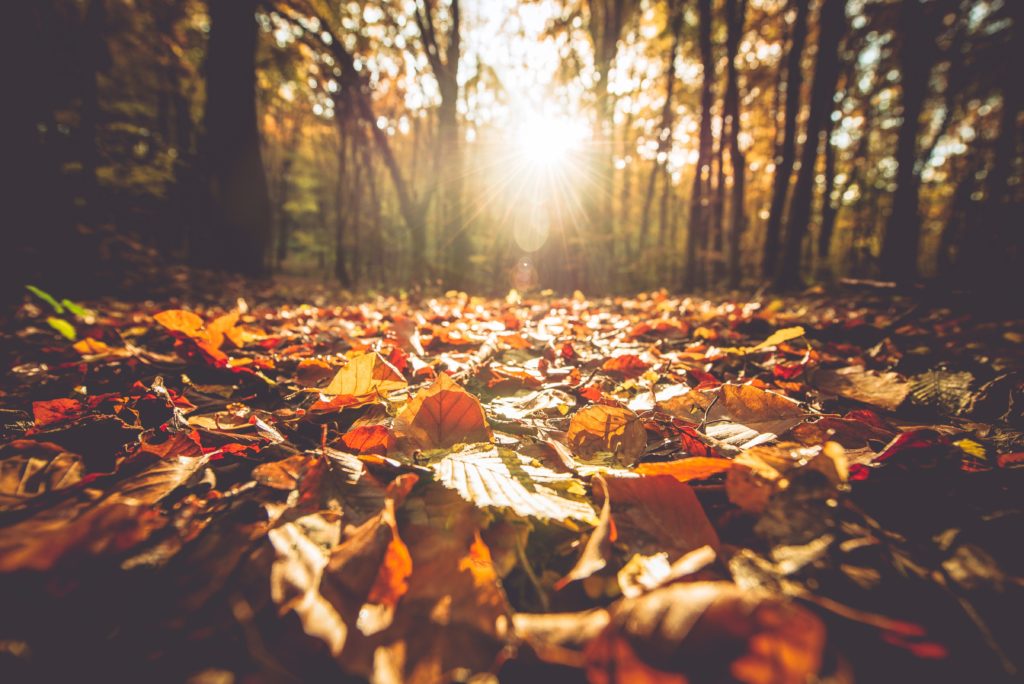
<box><xmin>0</xmin><ymin>283</ymin><xmax>1022</xmax><ymax>683</ymax></box>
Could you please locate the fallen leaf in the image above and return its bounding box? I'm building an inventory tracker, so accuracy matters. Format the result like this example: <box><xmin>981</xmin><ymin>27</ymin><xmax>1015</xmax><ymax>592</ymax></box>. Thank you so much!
<box><xmin>567</xmin><ymin>404</ymin><xmax>647</xmax><ymax>466</ymax></box>
<box><xmin>812</xmin><ymin>366</ymin><xmax>910</xmax><ymax>411</ymax></box>
<box><xmin>428</xmin><ymin>443</ymin><xmax>597</xmax><ymax>524</ymax></box>
<box><xmin>635</xmin><ymin>457</ymin><xmax>733</xmax><ymax>482</ymax></box>
<box><xmin>661</xmin><ymin>384</ymin><xmax>805</xmax><ymax>449</ymax></box>
<box><xmin>394</xmin><ymin>373</ymin><xmax>490</xmax><ymax>449</ymax></box>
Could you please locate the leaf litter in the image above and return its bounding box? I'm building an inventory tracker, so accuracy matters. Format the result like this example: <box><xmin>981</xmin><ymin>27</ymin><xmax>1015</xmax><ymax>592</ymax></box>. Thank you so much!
<box><xmin>0</xmin><ymin>289</ymin><xmax>1022</xmax><ymax>682</ymax></box>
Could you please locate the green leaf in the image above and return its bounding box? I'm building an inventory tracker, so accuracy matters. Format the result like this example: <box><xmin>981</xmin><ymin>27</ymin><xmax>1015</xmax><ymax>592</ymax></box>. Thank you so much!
<box><xmin>26</xmin><ymin>285</ymin><xmax>63</xmax><ymax>314</ymax></box>
<box><xmin>47</xmin><ymin>317</ymin><xmax>77</xmax><ymax>341</ymax></box>
<box><xmin>61</xmin><ymin>299</ymin><xmax>88</xmax><ymax>318</ymax></box>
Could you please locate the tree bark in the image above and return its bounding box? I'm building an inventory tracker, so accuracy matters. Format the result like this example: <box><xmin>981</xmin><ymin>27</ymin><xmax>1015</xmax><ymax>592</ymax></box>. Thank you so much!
<box><xmin>198</xmin><ymin>0</ymin><xmax>273</xmax><ymax>277</ymax></box>
<box><xmin>725</xmin><ymin>0</ymin><xmax>748</xmax><ymax>288</ymax></box>
<box><xmin>638</xmin><ymin>0</ymin><xmax>682</xmax><ymax>269</ymax></box>
<box><xmin>684</xmin><ymin>0</ymin><xmax>715</xmax><ymax>290</ymax></box>
<box><xmin>879</xmin><ymin>0</ymin><xmax>935</xmax><ymax>282</ymax></box>
<box><xmin>775</xmin><ymin>0</ymin><xmax>846</xmax><ymax>289</ymax></box>
<box><xmin>761</xmin><ymin>0</ymin><xmax>809</xmax><ymax>279</ymax></box>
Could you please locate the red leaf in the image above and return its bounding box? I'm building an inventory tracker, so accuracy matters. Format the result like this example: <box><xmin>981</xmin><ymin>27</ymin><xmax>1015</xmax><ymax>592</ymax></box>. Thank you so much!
<box><xmin>32</xmin><ymin>398</ymin><xmax>85</xmax><ymax>428</ymax></box>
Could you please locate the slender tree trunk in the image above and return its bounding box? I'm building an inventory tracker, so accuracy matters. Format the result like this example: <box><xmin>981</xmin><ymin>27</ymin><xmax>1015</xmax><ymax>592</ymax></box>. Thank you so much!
<box><xmin>725</xmin><ymin>0</ymin><xmax>748</xmax><ymax>288</ymax></box>
<box><xmin>684</xmin><ymin>0</ymin><xmax>715</xmax><ymax>290</ymax></box>
<box><xmin>638</xmin><ymin>0</ymin><xmax>681</xmax><ymax>268</ymax></box>
<box><xmin>776</xmin><ymin>0</ymin><xmax>846</xmax><ymax>289</ymax></box>
<box><xmin>816</xmin><ymin>111</ymin><xmax>839</xmax><ymax>275</ymax></box>
<box><xmin>198</xmin><ymin>0</ymin><xmax>273</xmax><ymax>277</ymax></box>
<box><xmin>334</xmin><ymin>119</ymin><xmax>353</xmax><ymax>287</ymax></box>
<box><xmin>761</xmin><ymin>0</ymin><xmax>809</xmax><ymax>279</ymax></box>
<box><xmin>879</xmin><ymin>0</ymin><xmax>934</xmax><ymax>282</ymax></box>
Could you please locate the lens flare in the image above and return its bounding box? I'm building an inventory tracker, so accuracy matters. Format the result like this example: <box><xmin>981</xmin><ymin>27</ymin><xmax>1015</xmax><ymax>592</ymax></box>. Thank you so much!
<box><xmin>515</xmin><ymin>114</ymin><xmax>586</xmax><ymax>169</ymax></box>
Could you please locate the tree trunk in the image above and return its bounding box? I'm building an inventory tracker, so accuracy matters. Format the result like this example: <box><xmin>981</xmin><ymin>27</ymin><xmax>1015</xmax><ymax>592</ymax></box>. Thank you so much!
<box><xmin>879</xmin><ymin>0</ymin><xmax>934</xmax><ymax>282</ymax></box>
<box><xmin>775</xmin><ymin>0</ymin><xmax>846</xmax><ymax>290</ymax></box>
<box><xmin>684</xmin><ymin>0</ymin><xmax>715</xmax><ymax>290</ymax></box>
<box><xmin>725</xmin><ymin>0</ymin><xmax>748</xmax><ymax>289</ymax></box>
<box><xmin>198</xmin><ymin>0</ymin><xmax>273</xmax><ymax>277</ymax></box>
<box><xmin>638</xmin><ymin>0</ymin><xmax>682</xmax><ymax>270</ymax></box>
<box><xmin>761</xmin><ymin>0</ymin><xmax>809</xmax><ymax>279</ymax></box>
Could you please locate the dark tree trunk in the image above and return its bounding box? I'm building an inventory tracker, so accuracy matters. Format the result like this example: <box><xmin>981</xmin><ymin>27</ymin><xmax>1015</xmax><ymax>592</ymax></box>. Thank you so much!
<box><xmin>725</xmin><ymin>0</ymin><xmax>748</xmax><ymax>289</ymax></box>
<box><xmin>775</xmin><ymin>0</ymin><xmax>847</xmax><ymax>290</ymax></box>
<box><xmin>684</xmin><ymin>0</ymin><xmax>715</xmax><ymax>290</ymax></box>
<box><xmin>761</xmin><ymin>0</ymin><xmax>809</xmax><ymax>279</ymax></box>
<box><xmin>879</xmin><ymin>0</ymin><xmax>935</xmax><ymax>282</ymax></box>
<box><xmin>816</xmin><ymin>110</ymin><xmax>839</xmax><ymax>274</ymax></box>
<box><xmin>638</xmin><ymin>0</ymin><xmax>682</xmax><ymax>270</ymax></box>
<box><xmin>197</xmin><ymin>0</ymin><xmax>273</xmax><ymax>278</ymax></box>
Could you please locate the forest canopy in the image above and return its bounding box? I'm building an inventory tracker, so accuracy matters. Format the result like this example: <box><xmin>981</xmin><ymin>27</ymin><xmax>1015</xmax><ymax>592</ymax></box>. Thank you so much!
<box><xmin>3</xmin><ymin>0</ymin><xmax>1021</xmax><ymax>298</ymax></box>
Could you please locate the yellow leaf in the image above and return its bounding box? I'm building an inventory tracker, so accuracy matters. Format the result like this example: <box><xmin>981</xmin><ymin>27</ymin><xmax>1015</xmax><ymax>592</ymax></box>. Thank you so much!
<box><xmin>323</xmin><ymin>352</ymin><xmax>407</xmax><ymax>396</ymax></box>
<box><xmin>73</xmin><ymin>337</ymin><xmax>110</xmax><ymax>355</ymax></box>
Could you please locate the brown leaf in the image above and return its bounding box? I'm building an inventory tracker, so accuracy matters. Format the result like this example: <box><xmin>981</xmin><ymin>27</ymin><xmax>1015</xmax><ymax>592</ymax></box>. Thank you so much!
<box><xmin>661</xmin><ymin>384</ymin><xmax>805</xmax><ymax>449</ymax></box>
<box><xmin>567</xmin><ymin>404</ymin><xmax>647</xmax><ymax>466</ymax></box>
<box><xmin>812</xmin><ymin>366</ymin><xmax>910</xmax><ymax>411</ymax></box>
<box><xmin>0</xmin><ymin>440</ymin><xmax>84</xmax><ymax>509</ymax></box>
<box><xmin>555</xmin><ymin>475</ymin><xmax>617</xmax><ymax>589</ymax></box>
<box><xmin>585</xmin><ymin>582</ymin><xmax>825</xmax><ymax>684</ymax></box>
<box><xmin>0</xmin><ymin>500</ymin><xmax>165</xmax><ymax>572</ymax></box>
<box><xmin>725</xmin><ymin>442</ymin><xmax>846</xmax><ymax>513</ymax></box>
<box><xmin>602</xmin><ymin>475</ymin><xmax>719</xmax><ymax>559</ymax></box>
<box><xmin>253</xmin><ymin>454</ymin><xmax>312</xmax><ymax>490</ymax></box>
<box><xmin>394</xmin><ymin>373</ymin><xmax>490</xmax><ymax>449</ymax></box>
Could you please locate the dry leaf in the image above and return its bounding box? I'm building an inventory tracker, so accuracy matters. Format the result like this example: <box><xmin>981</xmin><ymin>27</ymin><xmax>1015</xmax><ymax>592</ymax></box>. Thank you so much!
<box><xmin>394</xmin><ymin>373</ymin><xmax>490</xmax><ymax>449</ymax></box>
<box><xmin>428</xmin><ymin>443</ymin><xmax>597</xmax><ymax>524</ymax></box>
<box><xmin>634</xmin><ymin>457</ymin><xmax>733</xmax><ymax>482</ymax></box>
<box><xmin>567</xmin><ymin>404</ymin><xmax>647</xmax><ymax>466</ymax></box>
<box><xmin>812</xmin><ymin>366</ymin><xmax>910</xmax><ymax>411</ymax></box>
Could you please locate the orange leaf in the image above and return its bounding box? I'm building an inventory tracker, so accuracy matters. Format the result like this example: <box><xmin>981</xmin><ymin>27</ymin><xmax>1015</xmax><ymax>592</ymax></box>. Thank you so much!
<box><xmin>73</xmin><ymin>337</ymin><xmax>111</xmax><ymax>355</ymax></box>
<box><xmin>567</xmin><ymin>404</ymin><xmax>647</xmax><ymax>466</ymax></box>
<box><xmin>32</xmin><ymin>398</ymin><xmax>85</xmax><ymax>428</ymax></box>
<box><xmin>602</xmin><ymin>354</ymin><xmax>650</xmax><ymax>378</ymax></box>
<box><xmin>341</xmin><ymin>425</ymin><xmax>396</xmax><ymax>455</ymax></box>
<box><xmin>635</xmin><ymin>457</ymin><xmax>733</xmax><ymax>483</ymax></box>
<box><xmin>365</xmin><ymin>504</ymin><xmax>413</xmax><ymax>608</ymax></box>
<box><xmin>206</xmin><ymin>310</ymin><xmax>242</xmax><ymax>349</ymax></box>
<box><xmin>153</xmin><ymin>309</ymin><xmax>204</xmax><ymax>338</ymax></box>
<box><xmin>394</xmin><ymin>373</ymin><xmax>490</xmax><ymax>449</ymax></box>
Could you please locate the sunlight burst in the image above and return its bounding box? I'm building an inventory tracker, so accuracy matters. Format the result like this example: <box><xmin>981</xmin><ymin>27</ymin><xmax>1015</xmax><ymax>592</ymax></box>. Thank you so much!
<box><xmin>515</xmin><ymin>115</ymin><xmax>587</xmax><ymax>168</ymax></box>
